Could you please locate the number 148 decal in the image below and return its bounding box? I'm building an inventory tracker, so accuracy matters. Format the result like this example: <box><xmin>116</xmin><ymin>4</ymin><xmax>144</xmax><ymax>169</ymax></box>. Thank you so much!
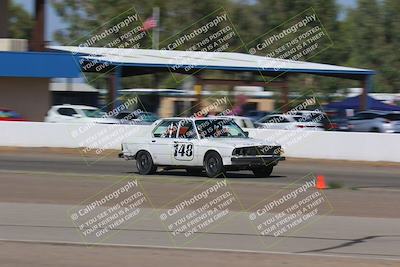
<box><xmin>173</xmin><ymin>143</ymin><xmax>194</xmax><ymax>161</ymax></box>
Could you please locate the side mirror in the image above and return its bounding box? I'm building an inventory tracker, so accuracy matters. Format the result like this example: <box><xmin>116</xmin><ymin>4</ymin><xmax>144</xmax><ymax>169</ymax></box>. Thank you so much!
<box><xmin>244</xmin><ymin>131</ymin><xmax>249</xmax><ymax>137</ymax></box>
<box><xmin>73</xmin><ymin>114</ymin><xmax>82</xmax><ymax>118</ymax></box>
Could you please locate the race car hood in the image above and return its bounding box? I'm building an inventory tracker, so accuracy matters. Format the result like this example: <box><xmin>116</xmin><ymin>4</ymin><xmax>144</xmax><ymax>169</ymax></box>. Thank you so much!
<box><xmin>202</xmin><ymin>137</ymin><xmax>279</xmax><ymax>148</ymax></box>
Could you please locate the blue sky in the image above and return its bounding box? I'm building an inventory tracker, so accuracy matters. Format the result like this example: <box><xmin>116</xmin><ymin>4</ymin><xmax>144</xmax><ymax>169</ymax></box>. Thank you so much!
<box><xmin>13</xmin><ymin>0</ymin><xmax>67</xmax><ymax>44</ymax></box>
<box><xmin>13</xmin><ymin>0</ymin><xmax>357</xmax><ymax>44</ymax></box>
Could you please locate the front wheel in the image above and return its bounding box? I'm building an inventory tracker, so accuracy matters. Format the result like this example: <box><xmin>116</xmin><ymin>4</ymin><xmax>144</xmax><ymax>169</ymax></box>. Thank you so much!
<box><xmin>252</xmin><ymin>166</ymin><xmax>273</xmax><ymax>178</ymax></box>
<box><xmin>136</xmin><ymin>151</ymin><xmax>157</xmax><ymax>175</ymax></box>
<box><xmin>204</xmin><ymin>151</ymin><xmax>225</xmax><ymax>178</ymax></box>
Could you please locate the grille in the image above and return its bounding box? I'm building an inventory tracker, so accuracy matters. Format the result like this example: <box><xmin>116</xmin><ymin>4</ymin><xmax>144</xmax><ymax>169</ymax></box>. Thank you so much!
<box><xmin>233</xmin><ymin>146</ymin><xmax>281</xmax><ymax>156</ymax></box>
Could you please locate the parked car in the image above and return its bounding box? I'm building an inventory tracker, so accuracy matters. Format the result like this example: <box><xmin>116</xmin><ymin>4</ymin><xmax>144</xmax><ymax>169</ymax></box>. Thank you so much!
<box><xmin>115</xmin><ymin>111</ymin><xmax>159</xmax><ymax>125</ymax></box>
<box><xmin>245</xmin><ymin>110</ymin><xmax>271</xmax><ymax>121</ymax></box>
<box><xmin>119</xmin><ymin>117</ymin><xmax>285</xmax><ymax>178</ymax></box>
<box><xmin>45</xmin><ymin>104</ymin><xmax>119</xmax><ymax>124</ymax></box>
<box><xmin>255</xmin><ymin>114</ymin><xmax>324</xmax><ymax>130</ymax></box>
<box><xmin>217</xmin><ymin>116</ymin><xmax>256</xmax><ymax>128</ymax></box>
<box><xmin>292</xmin><ymin>110</ymin><xmax>336</xmax><ymax>131</ymax></box>
<box><xmin>325</xmin><ymin>117</ymin><xmax>349</xmax><ymax>131</ymax></box>
<box><xmin>0</xmin><ymin>108</ymin><xmax>26</xmax><ymax>121</ymax></box>
<box><xmin>322</xmin><ymin>110</ymin><xmax>350</xmax><ymax>131</ymax></box>
<box><xmin>348</xmin><ymin>110</ymin><xmax>400</xmax><ymax>133</ymax></box>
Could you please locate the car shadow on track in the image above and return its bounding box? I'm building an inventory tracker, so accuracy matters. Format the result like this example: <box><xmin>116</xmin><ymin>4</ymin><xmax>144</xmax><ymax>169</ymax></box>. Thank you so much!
<box><xmin>126</xmin><ymin>169</ymin><xmax>285</xmax><ymax>179</ymax></box>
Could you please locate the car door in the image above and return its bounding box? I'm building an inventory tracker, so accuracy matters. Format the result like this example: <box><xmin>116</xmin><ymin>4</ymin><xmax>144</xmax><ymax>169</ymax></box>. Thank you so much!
<box><xmin>275</xmin><ymin>116</ymin><xmax>295</xmax><ymax>130</ymax></box>
<box><xmin>170</xmin><ymin>120</ymin><xmax>200</xmax><ymax>166</ymax></box>
<box><xmin>259</xmin><ymin>115</ymin><xmax>279</xmax><ymax>129</ymax></box>
<box><xmin>350</xmin><ymin>112</ymin><xmax>369</xmax><ymax>132</ymax></box>
<box><xmin>151</xmin><ymin>119</ymin><xmax>179</xmax><ymax>165</ymax></box>
<box><xmin>262</xmin><ymin>115</ymin><xmax>292</xmax><ymax>130</ymax></box>
<box><xmin>358</xmin><ymin>112</ymin><xmax>371</xmax><ymax>131</ymax></box>
<box><xmin>365</xmin><ymin>113</ymin><xmax>380</xmax><ymax>131</ymax></box>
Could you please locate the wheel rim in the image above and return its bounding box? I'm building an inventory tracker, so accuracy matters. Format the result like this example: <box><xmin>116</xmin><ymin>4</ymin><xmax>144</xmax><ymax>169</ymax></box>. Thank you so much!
<box><xmin>207</xmin><ymin>157</ymin><xmax>218</xmax><ymax>174</ymax></box>
<box><xmin>139</xmin><ymin>154</ymin><xmax>150</xmax><ymax>170</ymax></box>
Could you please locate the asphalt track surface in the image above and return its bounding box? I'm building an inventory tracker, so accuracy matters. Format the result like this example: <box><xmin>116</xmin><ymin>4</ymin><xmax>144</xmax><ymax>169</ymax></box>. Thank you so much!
<box><xmin>0</xmin><ymin>152</ymin><xmax>400</xmax><ymax>188</ymax></box>
<box><xmin>0</xmin><ymin>151</ymin><xmax>400</xmax><ymax>266</ymax></box>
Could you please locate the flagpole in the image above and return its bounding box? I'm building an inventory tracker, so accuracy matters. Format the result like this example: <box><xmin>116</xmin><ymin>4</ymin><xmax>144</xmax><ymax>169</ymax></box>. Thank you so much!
<box><xmin>152</xmin><ymin>7</ymin><xmax>160</xmax><ymax>49</ymax></box>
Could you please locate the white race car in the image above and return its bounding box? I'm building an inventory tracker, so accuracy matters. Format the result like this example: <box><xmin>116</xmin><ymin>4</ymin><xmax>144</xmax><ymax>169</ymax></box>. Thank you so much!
<box><xmin>119</xmin><ymin>117</ymin><xmax>285</xmax><ymax>177</ymax></box>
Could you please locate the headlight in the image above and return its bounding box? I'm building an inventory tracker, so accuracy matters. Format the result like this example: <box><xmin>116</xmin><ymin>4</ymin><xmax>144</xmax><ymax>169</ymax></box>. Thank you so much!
<box><xmin>233</xmin><ymin>148</ymin><xmax>246</xmax><ymax>156</ymax></box>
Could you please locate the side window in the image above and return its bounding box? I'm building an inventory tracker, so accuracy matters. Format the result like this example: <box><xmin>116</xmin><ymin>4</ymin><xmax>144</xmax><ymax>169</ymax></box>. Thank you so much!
<box><xmin>153</xmin><ymin>120</ymin><xmax>179</xmax><ymax>138</ymax></box>
<box><xmin>57</xmin><ymin>108</ymin><xmax>77</xmax><ymax>116</ymax></box>
<box><xmin>280</xmin><ymin>118</ymin><xmax>290</xmax><ymax>123</ymax></box>
<box><xmin>178</xmin><ymin>120</ymin><xmax>197</xmax><ymax>139</ymax></box>
<box><xmin>265</xmin><ymin>116</ymin><xmax>278</xmax><ymax>123</ymax></box>
<box><xmin>365</xmin><ymin>113</ymin><xmax>378</xmax><ymax>119</ymax></box>
<box><xmin>352</xmin><ymin>113</ymin><xmax>369</xmax><ymax>120</ymax></box>
<box><xmin>265</xmin><ymin>116</ymin><xmax>288</xmax><ymax>123</ymax></box>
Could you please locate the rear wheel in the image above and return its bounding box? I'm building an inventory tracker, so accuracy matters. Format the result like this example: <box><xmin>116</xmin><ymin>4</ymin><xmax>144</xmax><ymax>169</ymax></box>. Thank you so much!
<box><xmin>204</xmin><ymin>151</ymin><xmax>225</xmax><ymax>178</ymax></box>
<box><xmin>185</xmin><ymin>168</ymin><xmax>203</xmax><ymax>176</ymax></box>
<box><xmin>252</xmin><ymin>166</ymin><xmax>273</xmax><ymax>178</ymax></box>
<box><xmin>136</xmin><ymin>151</ymin><xmax>157</xmax><ymax>175</ymax></box>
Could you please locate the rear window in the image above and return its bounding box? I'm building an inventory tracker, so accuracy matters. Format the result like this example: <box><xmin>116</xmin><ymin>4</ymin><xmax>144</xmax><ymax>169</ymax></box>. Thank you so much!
<box><xmin>153</xmin><ymin>120</ymin><xmax>179</xmax><ymax>138</ymax></box>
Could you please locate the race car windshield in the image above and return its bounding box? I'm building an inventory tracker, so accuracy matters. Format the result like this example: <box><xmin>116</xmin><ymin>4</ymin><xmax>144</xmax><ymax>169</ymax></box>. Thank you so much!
<box><xmin>195</xmin><ymin>119</ymin><xmax>247</xmax><ymax>138</ymax></box>
<box><xmin>82</xmin><ymin>109</ymin><xmax>106</xmax><ymax>118</ymax></box>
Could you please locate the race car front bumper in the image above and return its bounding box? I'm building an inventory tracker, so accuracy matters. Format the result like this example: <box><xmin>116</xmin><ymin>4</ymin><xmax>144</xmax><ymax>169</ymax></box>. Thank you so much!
<box><xmin>230</xmin><ymin>155</ymin><xmax>285</xmax><ymax>166</ymax></box>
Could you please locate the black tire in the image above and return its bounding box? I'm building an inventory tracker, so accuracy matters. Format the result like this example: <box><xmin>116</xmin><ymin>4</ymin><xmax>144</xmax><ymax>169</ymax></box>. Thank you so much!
<box><xmin>204</xmin><ymin>151</ymin><xmax>225</xmax><ymax>178</ymax></box>
<box><xmin>252</xmin><ymin>166</ymin><xmax>273</xmax><ymax>178</ymax></box>
<box><xmin>136</xmin><ymin>151</ymin><xmax>157</xmax><ymax>175</ymax></box>
<box><xmin>370</xmin><ymin>127</ymin><xmax>380</xmax><ymax>133</ymax></box>
<box><xmin>185</xmin><ymin>168</ymin><xmax>203</xmax><ymax>176</ymax></box>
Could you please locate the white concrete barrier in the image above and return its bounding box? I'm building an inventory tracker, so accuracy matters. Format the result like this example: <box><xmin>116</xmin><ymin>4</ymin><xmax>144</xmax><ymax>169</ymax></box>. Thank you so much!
<box><xmin>0</xmin><ymin>121</ymin><xmax>151</xmax><ymax>149</ymax></box>
<box><xmin>247</xmin><ymin>128</ymin><xmax>400</xmax><ymax>162</ymax></box>
<box><xmin>1</xmin><ymin>122</ymin><xmax>399</xmax><ymax>162</ymax></box>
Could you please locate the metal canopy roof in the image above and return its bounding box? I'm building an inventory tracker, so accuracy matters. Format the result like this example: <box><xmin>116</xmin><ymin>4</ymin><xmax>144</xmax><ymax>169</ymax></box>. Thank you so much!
<box><xmin>0</xmin><ymin>51</ymin><xmax>81</xmax><ymax>78</ymax></box>
<box><xmin>50</xmin><ymin>46</ymin><xmax>374</xmax><ymax>80</ymax></box>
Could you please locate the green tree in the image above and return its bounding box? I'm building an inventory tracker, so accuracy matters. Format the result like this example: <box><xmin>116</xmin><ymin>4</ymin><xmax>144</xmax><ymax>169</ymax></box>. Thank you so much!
<box><xmin>344</xmin><ymin>0</ymin><xmax>388</xmax><ymax>91</ymax></box>
<box><xmin>51</xmin><ymin>0</ymin><xmax>400</xmax><ymax>94</ymax></box>
<box><xmin>380</xmin><ymin>0</ymin><xmax>400</xmax><ymax>92</ymax></box>
<box><xmin>8</xmin><ymin>2</ymin><xmax>33</xmax><ymax>39</ymax></box>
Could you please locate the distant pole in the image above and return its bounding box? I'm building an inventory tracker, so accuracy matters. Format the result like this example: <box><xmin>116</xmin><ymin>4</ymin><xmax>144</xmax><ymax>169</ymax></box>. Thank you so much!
<box><xmin>0</xmin><ymin>0</ymin><xmax>8</xmax><ymax>38</ymax></box>
<box><xmin>152</xmin><ymin>7</ymin><xmax>160</xmax><ymax>89</ymax></box>
<box><xmin>152</xmin><ymin>7</ymin><xmax>160</xmax><ymax>49</ymax></box>
<box><xmin>30</xmin><ymin>0</ymin><xmax>45</xmax><ymax>51</ymax></box>
<box><xmin>360</xmin><ymin>75</ymin><xmax>372</xmax><ymax>111</ymax></box>
<box><xmin>281</xmin><ymin>77</ymin><xmax>289</xmax><ymax>112</ymax></box>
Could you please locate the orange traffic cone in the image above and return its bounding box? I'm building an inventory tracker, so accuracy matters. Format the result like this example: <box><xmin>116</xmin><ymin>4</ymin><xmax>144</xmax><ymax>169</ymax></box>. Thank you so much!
<box><xmin>316</xmin><ymin>175</ymin><xmax>328</xmax><ymax>189</ymax></box>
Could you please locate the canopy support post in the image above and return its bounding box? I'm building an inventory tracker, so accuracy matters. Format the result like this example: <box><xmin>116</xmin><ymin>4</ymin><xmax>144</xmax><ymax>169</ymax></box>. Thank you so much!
<box><xmin>360</xmin><ymin>75</ymin><xmax>372</xmax><ymax>111</ymax></box>
<box><xmin>282</xmin><ymin>77</ymin><xmax>289</xmax><ymax>112</ymax></box>
<box><xmin>107</xmin><ymin>66</ymin><xmax>122</xmax><ymax>111</ymax></box>
<box><xmin>194</xmin><ymin>74</ymin><xmax>203</xmax><ymax>114</ymax></box>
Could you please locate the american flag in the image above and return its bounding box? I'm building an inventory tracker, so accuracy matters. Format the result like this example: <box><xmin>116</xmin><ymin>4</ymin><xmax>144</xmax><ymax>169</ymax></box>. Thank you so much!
<box><xmin>141</xmin><ymin>17</ymin><xmax>157</xmax><ymax>31</ymax></box>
